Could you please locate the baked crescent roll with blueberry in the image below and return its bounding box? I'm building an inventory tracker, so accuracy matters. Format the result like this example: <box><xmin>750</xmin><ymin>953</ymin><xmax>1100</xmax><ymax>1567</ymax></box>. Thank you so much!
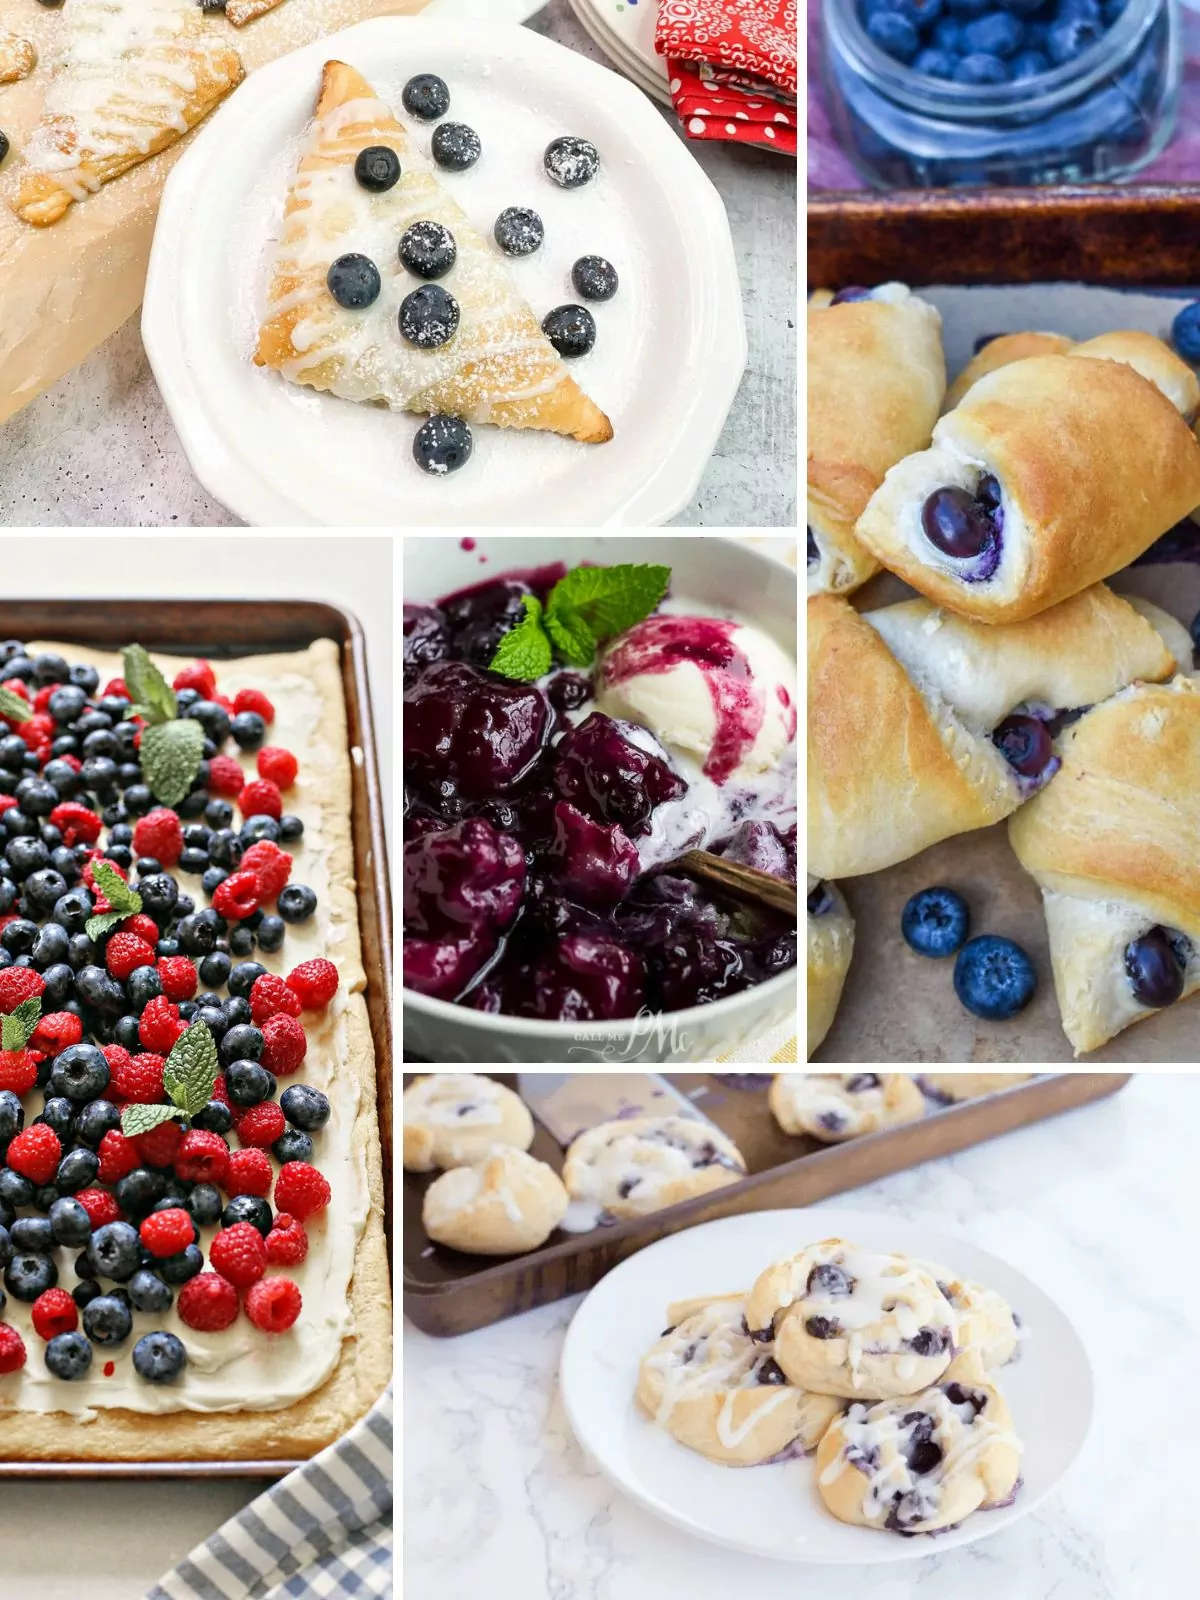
<box><xmin>1008</xmin><ymin>676</ymin><xmax>1200</xmax><ymax>1056</ymax></box>
<box><xmin>808</xmin><ymin>285</ymin><xmax>946</xmax><ymax>598</ymax></box>
<box><xmin>945</xmin><ymin>328</ymin><xmax>1200</xmax><ymax>419</ymax></box>
<box><xmin>808</xmin><ymin>586</ymin><xmax>1184</xmax><ymax>879</ymax></box>
<box><xmin>806</xmin><ymin>877</ymin><xmax>854</xmax><ymax>1060</ymax></box>
<box><xmin>943</xmin><ymin>331</ymin><xmax>1075</xmax><ymax>412</ymax></box>
<box><xmin>854</xmin><ymin>354</ymin><xmax>1200</xmax><ymax>624</ymax></box>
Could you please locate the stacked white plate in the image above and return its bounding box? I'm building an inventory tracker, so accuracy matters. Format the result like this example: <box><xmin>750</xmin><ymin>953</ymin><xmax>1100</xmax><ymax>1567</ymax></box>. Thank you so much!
<box><xmin>568</xmin><ymin>0</ymin><xmax>673</xmax><ymax>107</ymax></box>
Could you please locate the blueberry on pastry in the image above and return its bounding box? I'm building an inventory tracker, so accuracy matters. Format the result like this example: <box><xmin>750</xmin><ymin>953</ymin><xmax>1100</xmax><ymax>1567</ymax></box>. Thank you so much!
<box><xmin>806</xmin><ymin>878</ymin><xmax>854</xmax><ymax>1060</ymax></box>
<box><xmin>402</xmin><ymin>1073</ymin><xmax>534</xmax><ymax>1172</ymax></box>
<box><xmin>562</xmin><ymin>1115</ymin><xmax>746</xmax><ymax>1220</ymax></box>
<box><xmin>770</xmin><ymin>1074</ymin><xmax>924</xmax><ymax>1143</ymax></box>
<box><xmin>422</xmin><ymin>1147</ymin><xmax>568</xmax><ymax>1256</ymax></box>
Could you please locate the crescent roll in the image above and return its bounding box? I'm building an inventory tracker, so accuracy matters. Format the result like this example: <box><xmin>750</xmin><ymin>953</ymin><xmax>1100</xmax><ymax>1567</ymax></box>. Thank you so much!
<box><xmin>943</xmin><ymin>331</ymin><xmax>1075</xmax><ymax>412</ymax></box>
<box><xmin>1008</xmin><ymin>677</ymin><xmax>1200</xmax><ymax>1056</ymax></box>
<box><xmin>854</xmin><ymin>354</ymin><xmax>1200</xmax><ymax>624</ymax></box>
<box><xmin>808</xmin><ymin>586</ymin><xmax>1182</xmax><ymax>879</ymax></box>
<box><xmin>807</xmin><ymin>877</ymin><xmax>854</xmax><ymax>1060</ymax></box>
<box><xmin>944</xmin><ymin>329</ymin><xmax>1199</xmax><ymax>419</ymax></box>
<box><xmin>808</xmin><ymin>285</ymin><xmax>946</xmax><ymax>598</ymax></box>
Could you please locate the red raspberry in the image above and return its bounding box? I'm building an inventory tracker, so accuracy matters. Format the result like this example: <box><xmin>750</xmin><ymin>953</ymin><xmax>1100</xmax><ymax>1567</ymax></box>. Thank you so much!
<box><xmin>32</xmin><ymin>685</ymin><xmax>55</xmax><ymax>713</ymax></box>
<box><xmin>274</xmin><ymin>1161</ymin><xmax>330</xmax><ymax>1221</ymax></box>
<box><xmin>257</xmin><ymin>747</ymin><xmax>298</xmax><ymax>788</ymax></box>
<box><xmin>173</xmin><ymin>661</ymin><xmax>217</xmax><ymax>699</ymax></box>
<box><xmin>106</xmin><ymin>932</ymin><xmax>156</xmax><ymax>982</ymax></box>
<box><xmin>177</xmin><ymin>1272</ymin><xmax>240</xmax><ymax>1333</ymax></box>
<box><xmin>260</xmin><ymin>1014</ymin><xmax>306</xmax><ymax>1077</ymax></box>
<box><xmin>31</xmin><ymin>1288</ymin><xmax>79</xmax><ymax>1342</ymax></box>
<box><xmin>265</xmin><ymin>1214</ymin><xmax>309</xmax><ymax>1266</ymax></box>
<box><xmin>135</xmin><ymin>1118</ymin><xmax>184</xmax><ymax>1171</ymax></box>
<box><xmin>236</xmin><ymin>1101</ymin><xmax>286</xmax><ymax>1149</ymax></box>
<box><xmin>234</xmin><ymin>687</ymin><xmax>275</xmax><ymax>724</ymax></box>
<box><xmin>0</xmin><ymin>1049</ymin><xmax>39</xmax><ymax>1095</ymax></box>
<box><xmin>139</xmin><ymin>997</ymin><xmax>185</xmax><ymax>1053</ymax></box>
<box><xmin>139</xmin><ymin>1207</ymin><xmax>195</xmax><ymax>1258</ymax></box>
<box><xmin>174</xmin><ymin>1129</ymin><xmax>230</xmax><ymax>1187</ymax></box>
<box><xmin>110</xmin><ymin>1051</ymin><xmax>165</xmax><ymax>1104</ymax></box>
<box><xmin>286</xmin><ymin>958</ymin><xmax>339</xmax><ymax>1010</ymax></box>
<box><xmin>101</xmin><ymin>1043</ymin><xmax>132</xmax><ymax>1084</ymax></box>
<box><xmin>238</xmin><ymin>779</ymin><xmax>283</xmax><ymax>821</ymax></box>
<box><xmin>75</xmin><ymin>1187</ymin><xmax>122</xmax><ymax>1229</ymax></box>
<box><xmin>0</xmin><ymin>966</ymin><xmax>45</xmax><ymax>1011</ymax></box>
<box><xmin>133</xmin><ymin>809</ymin><xmax>184</xmax><ymax>869</ymax></box>
<box><xmin>208</xmin><ymin>1222</ymin><xmax>267</xmax><ymax>1287</ymax></box>
<box><xmin>241</xmin><ymin>840</ymin><xmax>292</xmax><ymax>902</ymax></box>
<box><xmin>212</xmin><ymin>870</ymin><xmax>260</xmax><ymax>921</ymax></box>
<box><xmin>0</xmin><ymin>1324</ymin><xmax>27</xmax><ymax>1374</ymax></box>
<box><xmin>28</xmin><ymin>1011</ymin><xmax>83</xmax><ymax>1056</ymax></box>
<box><xmin>226</xmin><ymin>1147</ymin><xmax>272</xmax><ymax>1198</ymax></box>
<box><xmin>6</xmin><ymin>1125</ymin><xmax>61</xmax><ymax>1186</ymax></box>
<box><xmin>245</xmin><ymin>1278</ymin><xmax>302</xmax><ymax>1334</ymax></box>
<box><xmin>102</xmin><ymin>679</ymin><xmax>130</xmax><ymax>701</ymax></box>
<box><xmin>250</xmin><ymin>973</ymin><xmax>302</xmax><ymax>1026</ymax></box>
<box><xmin>48</xmin><ymin>801</ymin><xmax>102</xmax><ymax>848</ymax></box>
<box><xmin>121</xmin><ymin>913</ymin><xmax>161</xmax><ymax>946</ymax></box>
<box><xmin>157</xmin><ymin>956</ymin><xmax>198</xmax><ymax>1002</ymax></box>
<box><xmin>207</xmin><ymin>754</ymin><xmax>246</xmax><ymax>798</ymax></box>
<box><xmin>96</xmin><ymin>1130</ymin><xmax>139</xmax><ymax>1184</ymax></box>
<box><xmin>0</xmin><ymin>796</ymin><xmax>17</xmax><ymax>814</ymax></box>
<box><xmin>17</xmin><ymin>714</ymin><xmax>55</xmax><ymax>757</ymax></box>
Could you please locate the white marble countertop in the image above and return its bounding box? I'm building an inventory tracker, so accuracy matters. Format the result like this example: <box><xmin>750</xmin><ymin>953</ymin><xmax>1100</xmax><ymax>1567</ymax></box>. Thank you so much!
<box><xmin>0</xmin><ymin>0</ymin><xmax>795</xmax><ymax>529</ymax></box>
<box><xmin>403</xmin><ymin>1073</ymin><xmax>1197</xmax><ymax>1599</ymax></box>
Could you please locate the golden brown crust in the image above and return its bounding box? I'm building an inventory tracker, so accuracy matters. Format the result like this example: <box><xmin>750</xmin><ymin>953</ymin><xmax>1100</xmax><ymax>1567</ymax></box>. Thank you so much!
<box><xmin>943</xmin><ymin>331</ymin><xmax>1074</xmax><ymax>412</ymax></box>
<box><xmin>1070</xmin><ymin>330</ymin><xmax>1200</xmax><ymax>419</ymax></box>
<box><xmin>806</xmin><ymin>882</ymin><xmax>854</xmax><ymax>1060</ymax></box>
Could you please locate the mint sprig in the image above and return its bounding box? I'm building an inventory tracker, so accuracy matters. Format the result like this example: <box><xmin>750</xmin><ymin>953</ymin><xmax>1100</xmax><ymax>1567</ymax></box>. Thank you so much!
<box><xmin>119</xmin><ymin>643</ymin><xmax>205</xmax><ymax>807</ymax></box>
<box><xmin>1</xmin><ymin>997</ymin><xmax>41</xmax><ymax>1051</ymax></box>
<box><xmin>487</xmin><ymin>563</ymin><xmax>670</xmax><ymax>681</ymax></box>
<box><xmin>120</xmin><ymin>1021</ymin><xmax>219</xmax><ymax>1138</ymax></box>
<box><xmin>0</xmin><ymin>685</ymin><xmax>30</xmax><ymax>723</ymax></box>
<box><xmin>85</xmin><ymin>858</ymin><xmax>143</xmax><ymax>942</ymax></box>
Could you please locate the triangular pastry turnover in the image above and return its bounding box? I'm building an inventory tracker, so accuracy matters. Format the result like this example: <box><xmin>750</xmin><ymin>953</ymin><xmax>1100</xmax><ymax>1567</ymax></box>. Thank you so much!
<box><xmin>254</xmin><ymin>61</ymin><xmax>614</xmax><ymax>444</ymax></box>
<box><xmin>14</xmin><ymin>0</ymin><xmax>244</xmax><ymax>227</ymax></box>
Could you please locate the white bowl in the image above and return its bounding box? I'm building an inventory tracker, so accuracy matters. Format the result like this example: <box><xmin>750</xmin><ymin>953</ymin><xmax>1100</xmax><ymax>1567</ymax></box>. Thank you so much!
<box><xmin>402</xmin><ymin>534</ymin><xmax>798</xmax><ymax>1064</ymax></box>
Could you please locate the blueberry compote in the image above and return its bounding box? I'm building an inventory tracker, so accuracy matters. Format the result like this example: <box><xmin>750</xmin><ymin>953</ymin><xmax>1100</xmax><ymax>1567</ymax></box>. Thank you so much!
<box><xmin>403</xmin><ymin>569</ymin><xmax>798</xmax><ymax>1021</ymax></box>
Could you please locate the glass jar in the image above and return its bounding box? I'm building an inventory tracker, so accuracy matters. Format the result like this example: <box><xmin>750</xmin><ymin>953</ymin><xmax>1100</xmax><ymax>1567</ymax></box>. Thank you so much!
<box><xmin>820</xmin><ymin>0</ymin><xmax>1180</xmax><ymax>189</ymax></box>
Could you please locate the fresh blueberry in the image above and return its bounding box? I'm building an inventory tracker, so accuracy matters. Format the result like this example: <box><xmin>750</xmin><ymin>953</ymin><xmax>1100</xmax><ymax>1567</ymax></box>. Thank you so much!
<box><xmin>402</xmin><ymin>73</ymin><xmax>450</xmax><ymax>121</ymax></box>
<box><xmin>953</xmin><ymin>934</ymin><xmax>1036</xmax><ymax>1020</ymax></box>
<box><xmin>221</xmin><ymin>1023</ymin><xmax>264</xmax><ymax>1065</ymax></box>
<box><xmin>278</xmin><ymin>884</ymin><xmax>317</xmax><ymax>923</ymax></box>
<box><xmin>953</xmin><ymin>50</ymin><xmax>1010</xmax><ymax>81</ymax></box>
<box><xmin>1046</xmin><ymin>15</ymin><xmax>1103</xmax><ymax>62</ymax></box>
<box><xmin>10</xmin><ymin>1217</ymin><xmax>54</xmax><ymax>1253</ymax></box>
<box><xmin>932</xmin><ymin>15</ymin><xmax>966</xmax><ymax>49</ymax></box>
<box><xmin>1010</xmin><ymin>48</ymin><xmax>1050</xmax><ymax>78</ymax></box>
<box><xmin>0</xmin><ymin>1090</ymin><xmax>23</xmax><ymax>1142</ymax></box>
<box><xmin>55</xmin><ymin>1147</ymin><xmax>99</xmax><ymax>1194</ymax></box>
<box><xmin>921</xmin><ymin>479</ymin><xmax>1001</xmax><ymax>559</ymax></box>
<box><xmin>185</xmin><ymin>1183</ymin><xmax>225</xmax><ymax>1226</ymax></box>
<box><xmin>230</xmin><ymin>711</ymin><xmax>265</xmax><ymax>750</ymax></box>
<box><xmin>432</xmin><ymin>122</ymin><xmax>481</xmax><ymax>171</ymax></box>
<box><xmin>867</xmin><ymin>9</ymin><xmax>921</xmax><ymax>61</ymax></box>
<box><xmin>542</xmin><ymin>305</ymin><xmax>597</xmax><ymax>359</ymax></box>
<box><xmin>225</xmin><ymin>1058</ymin><xmax>274</xmax><ymax>1106</ymax></box>
<box><xmin>544</xmin><ymin>135</ymin><xmax>600</xmax><ymax>188</ymax></box>
<box><xmin>280</xmin><ymin>1084</ymin><xmax>330</xmax><ymax>1131</ymax></box>
<box><xmin>86</xmin><ymin>1220</ymin><xmax>142</xmax><ymax>1281</ymax></box>
<box><xmin>902</xmin><ymin>886</ymin><xmax>970</xmax><ymax>958</ymax></box>
<box><xmin>962</xmin><ymin>10</ymin><xmax>1025</xmax><ymax>55</ymax></box>
<box><xmin>45</xmin><ymin>1330</ymin><xmax>93</xmax><ymax>1381</ymax></box>
<box><xmin>221</xmin><ymin>1195</ymin><xmax>273</xmax><ymax>1236</ymax></box>
<box><xmin>399</xmin><ymin>284</ymin><xmax>460</xmax><ymax>349</ymax></box>
<box><xmin>571</xmin><ymin>256</ymin><xmax>618</xmax><ymax>301</ymax></box>
<box><xmin>399</xmin><ymin>220</ymin><xmax>457</xmax><ymax>281</ymax></box>
<box><xmin>1172</xmin><ymin>303</ymin><xmax>1200</xmax><ymax>365</ymax></box>
<box><xmin>914</xmin><ymin>47</ymin><xmax>960</xmax><ymax>75</ymax></box>
<box><xmin>493</xmin><ymin>207</ymin><xmax>544</xmax><ymax>257</ymax></box>
<box><xmin>944</xmin><ymin>0</ymin><xmax>991</xmax><ymax>15</ymax></box>
<box><xmin>132</xmin><ymin>1330</ymin><xmax>187</xmax><ymax>1383</ymax></box>
<box><xmin>326</xmin><ymin>253</ymin><xmax>382</xmax><ymax>311</ymax></box>
<box><xmin>1124</xmin><ymin>927</ymin><xmax>1186</xmax><ymax>1008</ymax></box>
<box><xmin>993</xmin><ymin>714</ymin><xmax>1057</xmax><ymax>782</ymax></box>
<box><xmin>413</xmin><ymin>416</ymin><xmax>474</xmax><ymax>477</ymax></box>
<box><xmin>354</xmin><ymin>144</ymin><xmax>400</xmax><ymax>192</ymax></box>
<box><xmin>82</xmin><ymin>1294</ymin><xmax>133</xmax><ymax>1347</ymax></box>
<box><xmin>5</xmin><ymin>1252</ymin><xmax>58</xmax><ymax>1301</ymax></box>
<box><xmin>159</xmin><ymin>1244</ymin><xmax>204</xmax><ymax>1285</ymax></box>
<box><xmin>48</xmin><ymin>1042</ymin><xmax>110</xmax><ymax>1102</ymax></box>
<box><xmin>49</xmin><ymin>1197</ymin><xmax>92</xmax><ymax>1248</ymax></box>
<box><xmin>272</xmin><ymin>1129</ymin><xmax>313</xmax><ymax>1164</ymax></box>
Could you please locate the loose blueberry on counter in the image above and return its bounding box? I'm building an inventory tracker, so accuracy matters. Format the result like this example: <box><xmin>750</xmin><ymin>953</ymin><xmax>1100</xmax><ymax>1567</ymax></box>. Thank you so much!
<box><xmin>413</xmin><ymin>415</ymin><xmax>474</xmax><ymax>477</ymax></box>
<box><xmin>399</xmin><ymin>220</ymin><xmax>457</xmax><ymax>280</ymax></box>
<box><xmin>953</xmin><ymin>934</ymin><xmax>1036</xmax><ymax>1020</ymax></box>
<box><xmin>494</xmin><ymin>206</ymin><xmax>545</xmax><ymax>258</ymax></box>
<box><xmin>400</xmin><ymin>284</ymin><xmax>460</xmax><ymax>349</ymax></box>
<box><xmin>902</xmin><ymin>886</ymin><xmax>970</xmax><ymax>957</ymax></box>
<box><xmin>542</xmin><ymin>304</ymin><xmax>597</xmax><ymax>359</ymax></box>
<box><xmin>544</xmin><ymin>135</ymin><xmax>600</xmax><ymax>188</ymax></box>
<box><xmin>432</xmin><ymin>122</ymin><xmax>482</xmax><ymax>172</ymax></box>
<box><xmin>354</xmin><ymin>144</ymin><xmax>401</xmax><ymax>193</ymax></box>
<box><xmin>327</xmin><ymin>253</ymin><xmax>381</xmax><ymax>311</ymax></box>
<box><xmin>571</xmin><ymin>255</ymin><xmax>619</xmax><ymax>302</ymax></box>
<box><xmin>1124</xmin><ymin>926</ymin><xmax>1187</xmax><ymax>1008</ymax></box>
<box><xmin>1172</xmin><ymin>302</ymin><xmax>1200</xmax><ymax>364</ymax></box>
<box><xmin>402</xmin><ymin>73</ymin><xmax>450</xmax><ymax>122</ymax></box>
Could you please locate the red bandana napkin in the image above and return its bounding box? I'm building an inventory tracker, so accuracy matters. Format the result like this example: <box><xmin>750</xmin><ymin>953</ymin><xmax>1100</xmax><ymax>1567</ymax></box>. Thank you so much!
<box><xmin>655</xmin><ymin>0</ymin><xmax>798</xmax><ymax>156</ymax></box>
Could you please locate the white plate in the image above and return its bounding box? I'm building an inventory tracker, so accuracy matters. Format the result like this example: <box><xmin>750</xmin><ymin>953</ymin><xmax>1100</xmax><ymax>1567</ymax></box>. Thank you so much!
<box><xmin>575</xmin><ymin>0</ymin><xmax>668</xmax><ymax>85</ymax></box>
<box><xmin>143</xmin><ymin>17</ymin><xmax>746</xmax><ymax>527</ymax></box>
<box><xmin>567</xmin><ymin>0</ymin><xmax>673</xmax><ymax>106</ymax></box>
<box><xmin>559</xmin><ymin>1207</ymin><xmax>1094</xmax><ymax>1565</ymax></box>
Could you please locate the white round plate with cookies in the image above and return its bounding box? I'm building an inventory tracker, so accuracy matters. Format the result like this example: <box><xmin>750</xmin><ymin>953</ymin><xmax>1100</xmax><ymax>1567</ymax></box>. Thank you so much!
<box><xmin>559</xmin><ymin>1207</ymin><xmax>1093</xmax><ymax>1564</ymax></box>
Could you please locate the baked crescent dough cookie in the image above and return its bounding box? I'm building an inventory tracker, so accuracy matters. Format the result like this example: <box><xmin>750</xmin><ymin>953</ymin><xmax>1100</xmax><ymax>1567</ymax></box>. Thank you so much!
<box><xmin>636</xmin><ymin>1293</ymin><xmax>843</xmax><ymax>1466</ymax></box>
<box><xmin>816</xmin><ymin>1380</ymin><xmax>1022</xmax><ymax>1533</ymax></box>
<box><xmin>921</xmin><ymin>1074</ymin><xmax>1033</xmax><ymax>1102</ymax></box>
<box><xmin>745</xmin><ymin>1240</ymin><xmax>958</xmax><ymax>1400</ymax></box>
<box><xmin>402</xmin><ymin>1073</ymin><xmax>534</xmax><ymax>1173</ymax></box>
<box><xmin>422</xmin><ymin>1147</ymin><xmax>568</xmax><ymax>1256</ymax></box>
<box><xmin>933</xmin><ymin>1271</ymin><xmax>1021</xmax><ymax>1381</ymax></box>
<box><xmin>563</xmin><ymin>1115</ymin><xmax>747</xmax><ymax>1220</ymax></box>
<box><xmin>770</xmin><ymin>1074</ymin><xmax>925</xmax><ymax>1143</ymax></box>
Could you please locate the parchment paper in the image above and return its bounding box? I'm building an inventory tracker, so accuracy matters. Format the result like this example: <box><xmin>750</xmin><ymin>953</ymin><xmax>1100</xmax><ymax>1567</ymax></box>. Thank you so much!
<box><xmin>0</xmin><ymin>0</ymin><xmax>430</xmax><ymax>423</ymax></box>
<box><xmin>815</xmin><ymin>283</ymin><xmax>1200</xmax><ymax>1067</ymax></box>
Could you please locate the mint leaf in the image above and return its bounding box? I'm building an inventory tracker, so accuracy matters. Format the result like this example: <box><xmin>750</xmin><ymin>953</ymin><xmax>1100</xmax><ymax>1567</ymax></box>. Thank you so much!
<box><xmin>89</xmin><ymin>860</ymin><xmax>141</xmax><ymax>917</ymax></box>
<box><xmin>122</xmin><ymin>645</ymin><xmax>177</xmax><ymax>725</ymax></box>
<box><xmin>162</xmin><ymin>1022</ymin><xmax>219</xmax><ymax>1118</ymax></box>
<box><xmin>85</xmin><ymin>910</ymin><xmax>130</xmax><ymax>942</ymax></box>
<box><xmin>488</xmin><ymin>594</ymin><xmax>553</xmax><ymax>682</ymax></box>
<box><xmin>544</xmin><ymin>605</ymin><xmax>597</xmax><ymax>669</ymax></box>
<box><xmin>0</xmin><ymin>686</ymin><xmax>30</xmax><ymax>723</ymax></box>
<box><xmin>140</xmin><ymin>719</ymin><xmax>205</xmax><ymax>807</ymax></box>
<box><xmin>121</xmin><ymin>1103</ymin><xmax>183</xmax><ymax>1138</ymax></box>
<box><xmin>546</xmin><ymin>564</ymin><xmax>670</xmax><ymax>651</ymax></box>
<box><xmin>1</xmin><ymin>998</ymin><xmax>40</xmax><ymax>1051</ymax></box>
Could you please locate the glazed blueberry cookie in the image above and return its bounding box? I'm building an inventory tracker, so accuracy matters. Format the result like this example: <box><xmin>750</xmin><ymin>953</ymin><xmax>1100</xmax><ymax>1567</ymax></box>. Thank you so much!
<box><xmin>921</xmin><ymin>1074</ymin><xmax>1034</xmax><ymax>1103</ymax></box>
<box><xmin>769</xmin><ymin>1073</ymin><xmax>925</xmax><ymax>1144</ymax></box>
<box><xmin>745</xmin><ymin>1240</ymin><xmax>958</xmax><ymax>1400</ymax></box>
<box><xmin>816</xmin><ymin>1380</ymin><xmax>1022</xmax><ymax>1534</ymax></box>
<box><xmin>636</xmin><ymin>1293</ymin><xmax>844</xmax><ymax>1467</ymax></box>
<box><xmin>422</xmin><ymin>1147</ymin><xmax>569</xmax><ymax>1256</ymax></box>
<box><xmin>933</xmin><ymin>1270</ymin><xmax>1021</xmax><ymax>1380</ymax></box>
<box><xmin>563</xmin><ymin>1116</ymin><xmax>747</xmax><ymax>1220</ymax></box>
<box><xmin>402</xmin><ymin>1073</ymin><xmax>534</xmax><ymax>1172</ymax></box>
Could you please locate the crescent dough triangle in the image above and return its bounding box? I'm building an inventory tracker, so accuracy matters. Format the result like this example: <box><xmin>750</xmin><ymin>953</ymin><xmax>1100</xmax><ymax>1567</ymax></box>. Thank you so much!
<box><xmin>14</xmin><ymin>0</ymin><xmax>244</xmax><ymax>228</ymax></box>
<box><xmin>254</xmin><ymin>61</ymin><xmax>614</xmax><ymax>445</ymax></box>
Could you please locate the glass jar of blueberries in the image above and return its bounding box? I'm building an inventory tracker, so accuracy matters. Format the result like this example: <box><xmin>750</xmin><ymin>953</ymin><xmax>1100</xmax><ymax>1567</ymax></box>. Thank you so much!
<box><xmin>821</xmin><ymin>0</ymin><xmax>1179</xmax><ymax>188</ymax></box>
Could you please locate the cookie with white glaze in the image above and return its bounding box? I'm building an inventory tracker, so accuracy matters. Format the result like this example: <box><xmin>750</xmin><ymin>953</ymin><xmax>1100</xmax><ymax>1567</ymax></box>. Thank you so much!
<box><xmin>563</xmin><ymin>1115</ymin><xmax>746</xmax><ymax>1220</ymax></box>
<box><xmin>933</xmin><ymin>1270</ymin><xmax>1021</xmax><ymax>1380</ymax></box>
<box><xmin>422</xmin><ymin>1147</ymin><xmax>568</xmax><ymax>1256</ymax></box>
<box><xmin>921</xmin><ymin>1073</ymin><xmax>1033</xmax><ymax>1102</ymax></box>
<box><xmin>636</xmin><ymin>1293</ymin><xmax>843</xmax><ymax>1466</ymax></box>
<box><xmin>770</xmin><ymin>1074</ymin><xmax>925</xmax><ymax>1144</ymax></box>
<box><xmin>402</xmin><ymin>1073</ymin><xmax>534</xmax><ymax>1172</ymax></box>
<box><xmin>816</xmin><ymin>1379</ymin><xmax>1022</xmax><ymax>1533</ymax></box>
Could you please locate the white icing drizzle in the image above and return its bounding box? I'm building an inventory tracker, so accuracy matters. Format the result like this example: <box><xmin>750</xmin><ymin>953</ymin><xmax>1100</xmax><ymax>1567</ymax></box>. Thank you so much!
<box><xmin>567</xmin><ymin>1116</ymin><xmax>744</xmax><ymax>1210</ymax></box>
<box><xmin>774</xmin><ymin>1074</ymin><xmax>885</xmax><ymax>1136</ymax></box>
<box><xmin>404</xmin><ymin>1073</ymin><xmax>505</xmax><ymax>1129</ymax></box>
<box><xmin>645</xmin><ymin>1298</ymin><xmax>791</xmax><ymax>1448</ymax></box>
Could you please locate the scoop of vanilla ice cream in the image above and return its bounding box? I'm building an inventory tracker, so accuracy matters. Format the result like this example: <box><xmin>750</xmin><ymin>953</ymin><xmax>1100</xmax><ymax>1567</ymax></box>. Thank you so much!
<box><xmin>595</xmin><ymin>615</ymin><xmax>797</xmax><ymax>784</ymax></box>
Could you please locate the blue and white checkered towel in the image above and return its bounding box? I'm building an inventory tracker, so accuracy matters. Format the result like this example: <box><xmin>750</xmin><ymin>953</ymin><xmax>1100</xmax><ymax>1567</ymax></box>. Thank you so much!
<box><xmin>147</xmin><ymin>1387</ymin><xmax>392</xmax><ymax>1600</ymax></box>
